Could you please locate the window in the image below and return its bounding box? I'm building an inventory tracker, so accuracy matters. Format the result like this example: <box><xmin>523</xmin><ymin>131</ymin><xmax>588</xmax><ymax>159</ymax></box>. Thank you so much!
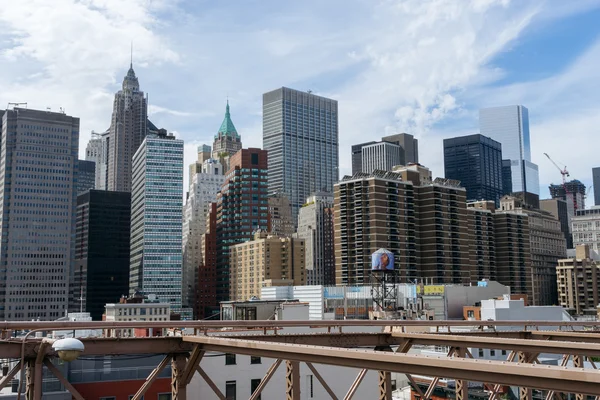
<box><xmin>467</xmin><ymin>310</ymin><xmax>475</xmax><ymax>318</ymax></box>
<box><xmin>501</xmin><ymin>350</ymin><xmax>507</xmax><ymax>356</ymax></box>
<box><xmin>308</xmin><ymin>374</ymin><xmax>314</xmax><ymax>398</ymax></box>
<box><xmin>225</xmin><ymin>353</ymin><xmax>236</xmax><ymax>365</ymax></box>
<box><xmin>226</xmin><ymin>381</ymin><xmax>237</xmax><ymax>400</ymax></box>
<box><xmin>490</xmin><ymin>349</ymin><xmax>496</xmax><ymax>356</ymax></box>
<box><xmin>128</xmin><ymin>396</ymin><xmax>143</xmax><ymax>400</ymax></box>
<box><xmin>157</xmin><ymin>394</ymin><xmax>171</xmax><ymax>400</ymax></box>
<box><xmin>250</xmin><ymin>356</ymin><xmax>261</xmax><ymax>364</ymax></box>
<box><xmin>251</xmin><ymin>379</ymin><xmax>261</xmax><ymax>400</ymax></box>
<box><xmin>478</xmin><ymin>348</ymin><xmax>484</xmax><ymax>357</ymax></box>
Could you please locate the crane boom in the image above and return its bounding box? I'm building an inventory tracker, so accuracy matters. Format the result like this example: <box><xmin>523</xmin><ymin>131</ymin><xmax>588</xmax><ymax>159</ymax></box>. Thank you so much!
<box><xmin>543</xmin><ymin>153</ymin><xmax>569</xmax><ymax>184</ymax></box>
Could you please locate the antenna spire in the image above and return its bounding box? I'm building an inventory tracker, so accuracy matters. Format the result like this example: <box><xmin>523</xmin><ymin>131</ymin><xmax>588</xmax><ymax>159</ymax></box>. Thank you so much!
<box><xmin>130</xmin><ymin>41</ymin><xmax>133</xmax><ymax>68</ymax></box>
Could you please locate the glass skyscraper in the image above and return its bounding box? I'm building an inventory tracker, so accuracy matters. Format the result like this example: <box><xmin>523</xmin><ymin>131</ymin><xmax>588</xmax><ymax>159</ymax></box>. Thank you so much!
<box><xmin>130</xmin><ymin>131</ymin><xmax>184</xmax><ymax>311</ymax></box>
<box><xmin>443</xmin><ymin>134</ymin><xmax>503</xmax><ymax>205</ymax></box>
<box><xmin>263</xmin><ymin>87</ymin><xmax>339</xmax><ymax>223</ymax></box>
<box><xmin>479</xmin><ymin>105</ymin><xmax>539</xmax><ymax>195</ymax></box>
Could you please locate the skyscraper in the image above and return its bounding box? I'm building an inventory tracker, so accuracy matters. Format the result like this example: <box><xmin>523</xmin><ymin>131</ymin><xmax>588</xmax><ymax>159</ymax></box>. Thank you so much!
<box><xmin>263</xmin><ymin>87</ymin><xmax>339</xmax><ymax>223</ymax></box>
<box><xmin>382</xmin><ymin>133</ymin><xmax>419</xmax><ymax>164</ymax></box>
<box><xmin>130</xmin><ymin>131</ymin><xmax>184</xmax><ymax>311</ymax></box>
<box><xmin>479</xmin><ymin>105</ymin><xmax>539</xmax><ymax>196</ymax></box>
<box><xmin>76</xmin><ymin>159</ymin><xmax>96</xmax><ymax>195</ymax></box>
<box><xmin>361</xmin><ymin>141</ymin><xmax>403</xmax><ymax>173</ymax></box>
<box><xmin>594</xmin><ymin>167</ymin><xmax>600</xmax><ymax>206</ymax></box>
<box><xmin>106</xmin><ymin>63</ymin><xmax>148</xmax><ymax>192</ymax></box>
<box><xmin>212</xmin><ymin>101</ymin><xmax>242</xmax><ymax>173</ymax></box>
<box><xmin>0</xmin><ymin>108</ymin><xmax>79</xmax><ymax>320</ymax></box>
<box><xmin>296</xmin><ymin>193</ymin><xmax>335</xmax><ymax>285</ymax></box>
<box><xmin>216</xmin><ymin>148</ymin><xmax>269</xmax><ymax>302</ymax></box>
<box><xmin>70</xmin><ymin>190</ymin><xmax>131</xmax><ymax>320</ymax></box>
<box><xmin>443</xmin><ymin>134</ymin><xmax>503</xmax><ymax>204</ymax></box>
<box><xmin>86</xmin><ymin>130</ymin><xmax>109</xmax><ymax>190</ymax></box>
<box><xmin>351</xmin><ymin>141</ymin><xmax>376</xmax><ymax>175</ymax></box>
<box><xmin>182</xmin><ymin>157</ymin><xmax>224</xmax><ymax>314</ymax></box>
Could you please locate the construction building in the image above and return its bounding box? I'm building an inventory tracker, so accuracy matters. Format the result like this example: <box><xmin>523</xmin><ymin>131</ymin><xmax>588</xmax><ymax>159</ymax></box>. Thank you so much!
<box><xmin>556</xmin><ymin>244</ymin><xmax>600</xmax><ymax>316</ymax></box>
<box><xmin>229</xmin><ymin>231</ymin><xmax>305</xmax><ymax>301</ymax></box>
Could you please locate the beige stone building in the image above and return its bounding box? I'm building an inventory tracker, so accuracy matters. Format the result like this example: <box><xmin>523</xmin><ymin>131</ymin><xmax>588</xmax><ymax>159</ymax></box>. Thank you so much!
<box><xmin>499</xmin><ymin>195</ymin><xmax>566</xmax><ymax>305</ymax></box>
<box><xmin>229</xmin><ymin>231</ymin><xmax>305</xmax><ymax>301</ymax></box>
<box><xmin>557</xmin><ymin>244</ymin><xmax>600</xmax><ymax>316</ymax></box>
<box><xmin>268</xmin><ymin>192</ymin><xmax>295</xmax><ymax>237</ymax></box>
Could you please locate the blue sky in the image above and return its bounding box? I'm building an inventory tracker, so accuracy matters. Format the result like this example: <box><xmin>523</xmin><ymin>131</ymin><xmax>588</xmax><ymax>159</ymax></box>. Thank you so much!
<box><xmin>0</xmin><ymin>0</ymin><xmax>599</xmax><ymax>199</ymax></box>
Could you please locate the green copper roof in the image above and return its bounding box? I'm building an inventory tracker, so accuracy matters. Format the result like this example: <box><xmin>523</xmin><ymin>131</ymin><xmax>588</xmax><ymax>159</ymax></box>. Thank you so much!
<box><xmin>215</xmin><ymin>100</ymin><xmax>239</xmax><ymax>139</ymax></box>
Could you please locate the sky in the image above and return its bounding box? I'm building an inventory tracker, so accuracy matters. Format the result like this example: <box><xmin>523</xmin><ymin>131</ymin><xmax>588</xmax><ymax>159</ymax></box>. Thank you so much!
<box><xmin>0</xmin><ymin>0</ymin><xmax>599</xmax><ymax>200</ymax></box>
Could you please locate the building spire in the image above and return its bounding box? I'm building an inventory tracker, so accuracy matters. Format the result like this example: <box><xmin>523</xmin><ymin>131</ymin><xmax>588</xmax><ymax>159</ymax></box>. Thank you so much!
<box><xmin>130</xmin><ymin>41</ymin><xmax>133</xmax><ymax>69</ymax></box>
<box><xmin>216</xmin><ymin>99</ymin><xmax>239</xmax><ymax>139</ymax></box>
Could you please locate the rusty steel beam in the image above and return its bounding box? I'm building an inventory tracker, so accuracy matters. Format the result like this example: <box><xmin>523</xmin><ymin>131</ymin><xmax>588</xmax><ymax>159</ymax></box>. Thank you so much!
<box><xmin>183</xmin><ymin>336</ymin><xmax>600</xmax><ymax>395</ymax></box>
<box><xmin>306</xmin><ymin>362</ymin><xmax>339</xmax><ymax>400</ymax></box>
<box><xmin>196</xmin><ymin>366</ymin><xmax>226</xmax><ymax>400</ymax></box>
<box><xmin>131</xmin><ymin>354</ymin><xmax>171</xmax><ymax>400</ymax></box>
<box><xmin>286</xmin><ymin>360</ymin><xmax>301</xmax><ymax>400</ymax></box>
<box><xmin>43</xmin><ymin>360</ymin><xmax>85</xmax><ymax>400</ymax></box>
<box><xmin>0</xmin><ymin>361</ymin><xmax>21</xmax><ymax>391</ymax></box>
<box><xmin>391</xmin><ymin>332</ymin><xmax>600</xmax><ymax>356</ymax></box>
<box><xmin>0</xmin><ymin>320</ymin><xmax>599</xmax><ymax>331</ymax></box>
<box><xmin>249</xmin><ymin>359</ymin><xmax>283</xmax><ymax>400</ymax></box>
<box><xmin>181</xmin><ymin>345</ymin><xmax>203</xmax><ymax>385</ymax></box>
<box><xmin>343</xmin><ymin>369</ymin><xmax>367</xmax><ymax>400</ymax></box>
<box><xmin>224</xmin><ymin>333</ymin><xmax>400</xmax><ymax>348</ymax></box>
<box><xmin>0</xmin><ymin>337</ymin><xmax>194</xmax><ymax>359</ymax></box>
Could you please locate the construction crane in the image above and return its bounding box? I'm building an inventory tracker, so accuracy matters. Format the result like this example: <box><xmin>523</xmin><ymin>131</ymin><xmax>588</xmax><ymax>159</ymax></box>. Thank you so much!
<box><xmin>544</xmin><ymin>153</ymin><xmax>577</xmax><ymax>211</ymax></box>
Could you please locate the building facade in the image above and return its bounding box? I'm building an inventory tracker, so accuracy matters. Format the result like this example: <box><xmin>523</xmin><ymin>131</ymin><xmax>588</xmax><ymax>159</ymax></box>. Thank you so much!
<box><xmin>334</xmin><ymin>171</ymin><xmax>417</xmax><ymax>285</ymax></box>
<box><xmin>229</xmin><ymin>231</ymin><xmax>305</xmax><ymax>301</ymax></box>
<box><xmin>212</xmin><ymin>101</ymin><xmax>242</xmax><ymax>173</ymax></box>
<box><xmin>70</xmin><ymin>190</ymin><xmax>131</xmax><ymax>320</ymax></box>
<box><xmin>263</xmin><ymin>87</ymin><xmax>339</xmax><ymax>223</ymax></box>
<box><xmin>106</xmin><ymin>63</ymin><xmax>148</xmax><ymax>192</ymax></box>
<box><xmin>479</xmin><ymin>105</ymin><xmax>539</xmax><ymax>195</ymax></box>
<box><xmin>198</xmin><ymin>203</ymin><xmax>218</xmax><ymax>319</ymax></box>
<box><xmin>0</xmin><ymin>108</ymin><xmax>79</xmax><ymax>320</ymax></box>
<box><xmin>296</xmin><ymin>193</ymin><xmax>335</xmax><ymax>285</ymax></box>
<box><xmin>572</xmin><ymin>207</ymin><xmax>600</xmax><ymax>254</ymax></box>
<box><xmin>216</xmin><ymin>148</ymin><xmax>269</xmax><ymax>303</ymax></box>
<box><xmin>361</xmin><ymin>141</ymin><xmax>403</xmax><ymax>173</ymax></box>
<box><xmin>540</xmin><ymin>198</ymin><xmax>572</xmax><ymax>249</ymax></box>
<box><xmin>466</xmin><ymin>203</ymin><xmax>496</xmax><ymax>282</ymax></box>
<box><xmin>188</xmin><ymin>144</ymin><xmax>213</xmax><ymax>185</ymax></box>
<box><xmin>351</xmin><ymin>141</ymin><xmax>376</xmax><ymax>175</ymax></box>
<box><xmin>267</xmin><ymin>192</ymin><xmax>295</xmax><ymax>237</ymax></box>
<box><xmin>76</xmin><ymin>159</ymin><xmax>96</xmax><ymax>195</ymax></box>
<box><xmin>557</xmin><ymin>245</ymin><xmax>600</xmax><ymax>316</ymax></box>
<box><xmin>129</xmin><ymin>132</ymin><xmax>184</xmax><ymax>311</ymax></box>
<box><xmin>382</xmin><ymin>133</ymin><xmax>419</xmax><ymax>164</ymax></box>
<box><xmin>499</xmin><ymin>195</ymin><xmax>566</xmax><ymax>305</ymax></box>
<box><xmin>443</xmin><ymin>134</ymin><xmax>503</xmax><ymax>205</ymax></box>
<box><xmin>182</xmin><ymin>158</ymin><xmax>224</xmax><ymax>314</ymax></box>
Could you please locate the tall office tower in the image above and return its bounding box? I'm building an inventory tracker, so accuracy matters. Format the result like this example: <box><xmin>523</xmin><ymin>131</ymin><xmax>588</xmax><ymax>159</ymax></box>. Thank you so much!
<box><xmin>361</xmin><ymin>141</ymin><xmax>403</xmax><ymax>173</ymax></box>
<box><xmin>86</xmin><ymin>130</ymin><xmax>109</xmax><ymax>190</ymax></box>
<box><xmin>76</xmin><ymin>160</ymin><xmax>96</xmax><ymax>195</ymax></box>
<box><xmin>443</xmin><ymin>134</ymin><xmax>503</xmax><ymax>205</ymax></box>
<box><xmin>297</xmin><ymin>193</ymin><xmax>335</xmax><ymax>285</ymax></box>
<box><xmin>106</xmin><ymin>63</ymin><xmax>148</xmax><ymax>192</ymax></box>
<box><xmin>382</xmin><ymin>133</ymin><xmax>419</xmax><ymax>164</ymax></box>
<box><xmin>189</xmin><ymin>145</ymin><xmax>213</xmax><ymax>186</ymax></box>
<box><xmin>501</xmin><ymin>160</ymin><xmax>513</xmax><ymax>195</ymax></box>
<box><xmin>334</xmin><ymin>171</ymin><xmax>417</xmax><ymax>285</ymax></box>
<box><xmin>267</xmin><ymin>192</ymin><xmax>295</xmax><ymax>237</ymax></box>
<box><xmin>466</xmin><ymin>201</ymin><xmax>497</xmax><ymax>283</ymax></box>
<box><xmin>212</xmin><ymin>101</ymin><xmax>242</xmax><ymax>173</ymax></box>
<box><xmin>479</xmin><ymin>105</ymin><xmax>539</xmax><ymax>196</ymax></box>
<box><xmin>229</xmin><ymin>231</ymin><xmax>305</xmax><ymax>301</ymax></box>
<box><xmin>198</xmin><ymin>203</ymin><xmax>218</xmax><ymax>319</ymax></box>
<box><xmin>263</xmin><ymin>87</ymin><xmax>339</xmax><ymax>224</ymax></box>
<box><xmin>593</xmin><ymin>167</ymin><xmax>600</xmax><ymax>206</ymax></box>
<box><xmin>70</xmin><ymin>190</ymin><xmax>131</xmax><ymax>320</ymax></box>
<box><xmin>498</xmin><ymin>196</ymin><xmax>566</xmax><ymax>305</ymax></box>
<box><xmin>540</xmin><ymin>198</ymin><xmax>571</xmax><ymax>249</ymax></box>
<box><xmin>129</xmin><ymin>131</ymin><xmax>184</xmax><ymax>311</ymax></box>
<box><xmin>216</xmin><ymin>148</ymin><xmax>269</xmax><ymax>302</ymax></box>
<box><xmin>493</xmin><ymin>208</ymin><xmax>532</xmax><ymax>298</ymax></box>
<box><xmin>182</xmin><ymin>158</ymin><xmax>224</xmax><ymax>314</ymax></box>
<box><xmin>0</xmin><ymin>108</ymin><xmax>79</xmax><ymax>320</ymax></box>
<box><xmin>351</xmin><ymin>141</ymin><xmax>376</xmax><ymax>175</ymax></box>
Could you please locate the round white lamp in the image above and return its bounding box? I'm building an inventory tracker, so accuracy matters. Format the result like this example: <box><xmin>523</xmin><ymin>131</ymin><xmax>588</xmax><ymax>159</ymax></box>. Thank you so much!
<box><xmin>52</xmin><ymin>338</ymin><xmax>85</xmax><ymax>362</ymax></box>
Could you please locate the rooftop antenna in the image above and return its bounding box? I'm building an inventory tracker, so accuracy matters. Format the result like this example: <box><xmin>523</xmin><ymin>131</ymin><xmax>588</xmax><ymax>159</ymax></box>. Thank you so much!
<box><xmin>130</xmin><ymin>41</ymin><xmax>133</xmax><ymax>68</ymax></box>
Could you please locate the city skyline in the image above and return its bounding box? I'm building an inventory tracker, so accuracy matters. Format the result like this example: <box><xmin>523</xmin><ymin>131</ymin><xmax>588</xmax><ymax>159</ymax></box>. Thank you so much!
<box><xmin>0</xmin><ymin>1</ymin><xmax>599</xmax><ymax>198</ymax></box>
